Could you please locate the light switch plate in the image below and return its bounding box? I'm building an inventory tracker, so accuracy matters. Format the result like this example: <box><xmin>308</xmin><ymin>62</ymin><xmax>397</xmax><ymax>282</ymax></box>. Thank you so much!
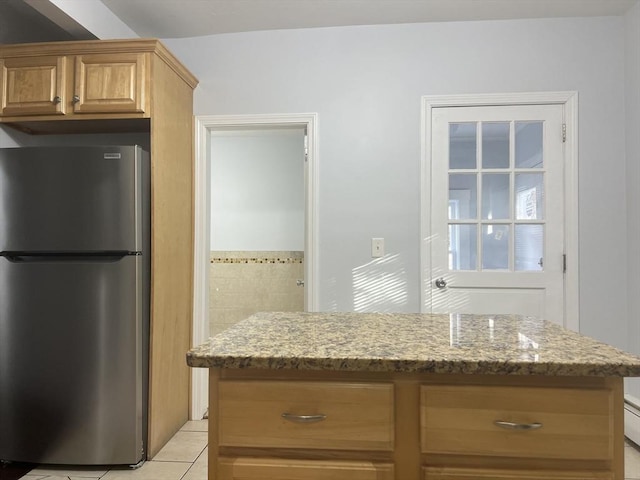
<box><xmin>372</xmin><ymin>238</ymin><xmax>384</xmax><ymax>258</ymax></box>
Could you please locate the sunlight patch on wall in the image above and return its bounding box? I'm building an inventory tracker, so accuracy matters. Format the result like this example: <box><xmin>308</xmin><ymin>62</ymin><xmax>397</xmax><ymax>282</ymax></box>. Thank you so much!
<box><xmin>352</xmin><ymin>254</ymin><xmax>408</xmax><ymax>312</ymax></box>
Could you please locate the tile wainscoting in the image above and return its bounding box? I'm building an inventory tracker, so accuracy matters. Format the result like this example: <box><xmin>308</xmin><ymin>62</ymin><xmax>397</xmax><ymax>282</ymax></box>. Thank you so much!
<box><xmin>209</xmin><ymin>251</ymin><xmax>304</xmax><ymax>335</ymax></box>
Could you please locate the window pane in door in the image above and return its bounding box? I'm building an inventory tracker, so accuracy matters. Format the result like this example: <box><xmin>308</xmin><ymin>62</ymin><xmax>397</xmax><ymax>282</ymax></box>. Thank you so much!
<box><xmin>482</xmin><ymin>224</ymin><xmax>509</xmax><ymax>270</ymax></box>
<box><xmin>515</xmin><ymin>173</ymin><xmax>544</xmax><ymax>220</ymax></box>
<box><xmin>482</xmin><ymin>173</ymin><xmax>510</xmax><ymax>220</ymax></box>
<box><xmin>482</xmin><ymin>122</ymin><xmax>510</xmax><ymax>169</ymax></box>
<box><xmin>449</xmin><ymin>224</ymin><xmax>477</xmax><ymax>270</ymax></box>
<box><xmin>515</xmin><ymin>224</ymin><xmax>544</xmax><ymax>271</ymax></box>
<box><xmin>515</xmin><ymin>121</ymin><xmax>543</xmax><ymax>168</ymax></box>
<box><xmin>450</xmin><ymin>123</ymin><xmax>477</xmax><ymax>169</ymax></box>
<box><xmin>449</xmin><ymin>174</ymin><xmax>477</xmax><ymax>220</ymax></box>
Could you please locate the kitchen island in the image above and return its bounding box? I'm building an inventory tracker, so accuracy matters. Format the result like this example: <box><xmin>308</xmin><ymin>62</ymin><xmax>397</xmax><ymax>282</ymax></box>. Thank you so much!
<box><xmin>187</xmin><ymin>312</ymin><xmax>640</xmax><ymax>480</ymax></box>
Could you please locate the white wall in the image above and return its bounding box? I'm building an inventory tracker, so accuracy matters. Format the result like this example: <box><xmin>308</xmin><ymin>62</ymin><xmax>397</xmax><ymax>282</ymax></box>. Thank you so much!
<box><xmin>0</xmin><ymin>127</ymin><xmax>20</xmax><ymax>147</ymax></box>
<box><xmin>625</xmin><ymin>4</ymin><xmax>640</xmax><ymax>397</ymax></box>
<box><xmin>210</xmin><ymin>127</ymin><xmax>305</xmax><ymax>251</ymax></box>
<box><xmin>47</xmin><ymin>0</ymin><xmax>138</xmax><ymax>39</ymax></box>
<box><xmin>165</xmin><ymin>16</ymin><xmax>628</xmax><ymax>347</ymax></box>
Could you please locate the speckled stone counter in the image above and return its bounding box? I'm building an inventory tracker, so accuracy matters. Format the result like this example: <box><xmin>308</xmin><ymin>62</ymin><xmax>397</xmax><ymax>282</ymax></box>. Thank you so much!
<box><xmin>186</xmin><ymin>311</ymin><xmax>640</xmax><ymax>376</ymax></box>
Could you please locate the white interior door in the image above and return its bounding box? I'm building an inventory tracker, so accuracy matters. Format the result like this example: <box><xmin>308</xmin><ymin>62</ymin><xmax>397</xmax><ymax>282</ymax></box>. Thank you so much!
<box><xmin>428</xmin><ymin>104</ymin><xmax>565</xmax><ymax>324</ymax></box>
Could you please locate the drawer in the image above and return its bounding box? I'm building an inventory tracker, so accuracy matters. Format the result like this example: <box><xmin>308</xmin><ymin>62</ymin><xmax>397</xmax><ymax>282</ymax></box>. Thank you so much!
<box><xmin>218</xmin><ymin>380</ymin><xmax>394</xmax><ymax>450</ymax></box>
<box><xmin>423</xmin><ymin>466</ymin><xmax>613</xmax><ymax>480</ymax></box>
<box><xmin>219</xmin><ymin>457</ymin><xmax>394</xmax><ymax>480</ymax></box>
<box><xmin>420</xmin><ymin>385</ymin><xmax>613</xmax><ymax>460</ymax></box>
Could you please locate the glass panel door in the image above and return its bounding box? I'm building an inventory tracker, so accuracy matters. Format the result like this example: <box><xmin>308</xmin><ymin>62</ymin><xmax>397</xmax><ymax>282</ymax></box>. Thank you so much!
<box><xmin>429</xmin><ymin>104</ymin><xmax>565</xmax><ymax>324</ymax></box>
<box><xmin>447</xmin><ymin>120</ymin><xmax>546</xmax><ymax>273</ymax></box>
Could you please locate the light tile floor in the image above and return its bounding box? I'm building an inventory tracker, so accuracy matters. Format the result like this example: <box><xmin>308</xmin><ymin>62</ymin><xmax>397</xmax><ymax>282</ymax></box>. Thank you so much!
<box><xmin>22</xmin><ymin>420</ymin><xmax>208</xmax><ymax>480</ymax></box>
<box><xmin>627</xmin><ymin>441</ymin><xmax>640</xmax><ymax>480</ymax></box>
<box><xmin>17</xmin><ymin>425</ymin><xmax>640</xmax><ymax>479</ymax></box>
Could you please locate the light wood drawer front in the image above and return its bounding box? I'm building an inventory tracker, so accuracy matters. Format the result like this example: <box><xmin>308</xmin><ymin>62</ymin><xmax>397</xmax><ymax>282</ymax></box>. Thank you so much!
<box><xmin>421</xmin><ymin>385</ymin><xmax>612</xmax><ymax>460</ymax></box>
<box><xmin>218</xmin><ymin>380</ymin><xmax>394</xmax><ymax>451</ymax></box>
<box><xmin>219</xmin><ymin>457</ymin><xmax>394</xmax><ymax>480</ymax></box>
<box><xmin>423</xmin><ymin>467</ymin><xmax>613</xmax><ymax>480</ymax></box>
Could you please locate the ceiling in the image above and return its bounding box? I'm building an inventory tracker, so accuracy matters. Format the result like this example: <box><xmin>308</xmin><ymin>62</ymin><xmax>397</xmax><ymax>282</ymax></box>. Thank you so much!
<box><xmin>100</xmin><ymin>0</ymin><xmax>639</xmax><ymax>38</ymax></box>
<box><xmin>0</xmin><ymin>0</ymin><xmax>637</xmax><ymax>45</ymax></box>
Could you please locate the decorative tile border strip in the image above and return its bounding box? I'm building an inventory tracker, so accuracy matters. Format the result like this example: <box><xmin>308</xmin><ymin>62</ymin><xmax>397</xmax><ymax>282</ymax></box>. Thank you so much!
<box><xmin>210</xmin><ymin>251</ymin><xmax>304</xmax><ymax>264</ymax></box>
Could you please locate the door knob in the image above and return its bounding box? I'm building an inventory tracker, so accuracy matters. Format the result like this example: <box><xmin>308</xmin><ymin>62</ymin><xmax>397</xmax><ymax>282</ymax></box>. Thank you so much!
<box><xmin>434</xmin><ymin>278</ymin><xmax>447</xmax><ymax>289</ymax></box>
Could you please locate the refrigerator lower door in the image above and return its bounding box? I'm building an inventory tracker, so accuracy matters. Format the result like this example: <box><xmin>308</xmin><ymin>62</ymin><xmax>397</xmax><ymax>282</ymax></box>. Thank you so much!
<box><xmin>0</xmin><ymin>255</ymin><xmax>146</xmax><ymax>465</ymax></box>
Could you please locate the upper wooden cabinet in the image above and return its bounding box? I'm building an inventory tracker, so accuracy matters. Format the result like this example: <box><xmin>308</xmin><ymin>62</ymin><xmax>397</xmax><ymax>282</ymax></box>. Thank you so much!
<box><xmin>0</xmin><ymin>39</ymin><xmax>196</xmax><ymax>131</ymax></box>
<box><xmin>0</xmin><ymin>55</ymin><xmax>66</xmax><ymax>116</ymax></box>
<box><xmin>73</xmin><ymin>52</ymin><xmax>146</xmax><ymax>114</ymax></box>
<box><xmin>1</xmin><ymin>52</ymin><xmax>146</xmax><ymax>117</ymax></box>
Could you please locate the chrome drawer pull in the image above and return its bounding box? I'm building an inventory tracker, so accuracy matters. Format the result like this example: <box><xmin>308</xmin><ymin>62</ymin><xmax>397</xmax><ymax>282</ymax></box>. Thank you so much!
<box><xmin>281</xmin><ymin>413</ymin><xmax>327</xmax><ymax>424</ymax></box>
<box><xmin>494</xmin><ymin>420</ymin><xmax>542</xmax><ymax>431</ymax></box>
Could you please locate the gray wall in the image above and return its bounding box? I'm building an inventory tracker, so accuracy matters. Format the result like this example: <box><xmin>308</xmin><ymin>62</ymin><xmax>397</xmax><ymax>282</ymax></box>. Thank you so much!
<box><xmin>210</xmin><ymin>127</ymin><xmax>305</xmax><ymax>251</ymax></box>
<box><xmin>626</xmin><ymin>4</ymin><xmax>640</xmax><ymax>396</ymax></box>
<box><xmin>0</xmin><ymin>14</ymin><xmax>634</xmax><ymax>353</ymax></box>
<box><xmin>165</xmin><ymin>16</ymin><xmax>629</xmax><ymax>349</ymax></box>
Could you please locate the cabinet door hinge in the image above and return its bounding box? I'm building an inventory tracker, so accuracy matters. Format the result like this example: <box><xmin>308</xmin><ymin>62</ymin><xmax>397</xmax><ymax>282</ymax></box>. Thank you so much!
<box><xmin>304</xmin><ymin>133</ymin><xmax>309</xmax><ymax>162</ymax></box>
<box><xmin>562</xmin><ymin>124</ymin><xmax>567</xmax><ymax>143</ymax></box>
<box><xmin>563</xmin><ymin>254</ymin><xmax>567</xmax><ymax>273</ymax></box>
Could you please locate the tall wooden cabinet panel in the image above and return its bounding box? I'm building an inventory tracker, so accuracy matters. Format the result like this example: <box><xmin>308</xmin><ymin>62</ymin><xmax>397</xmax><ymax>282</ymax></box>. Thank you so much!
<box><xmin>146</xmin><ymin>47</ymin><xmax>196</xmax><ymax>458</ymax></box>
<box><xmin>0</xmin><ymin>39</ymin><xmax>198</xmax><ymax>459</ymax></box>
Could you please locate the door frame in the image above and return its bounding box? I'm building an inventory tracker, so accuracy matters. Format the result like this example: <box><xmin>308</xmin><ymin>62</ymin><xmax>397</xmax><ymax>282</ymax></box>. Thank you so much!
<box><xmin>191</xmin><ymin>113</ymin><xmax>319</xmax><ymax>419</ymax></box>
<box><xmin>420</xmin><ymin>92</ymin><xmax>579</xmax><ymax>331</ymax></box>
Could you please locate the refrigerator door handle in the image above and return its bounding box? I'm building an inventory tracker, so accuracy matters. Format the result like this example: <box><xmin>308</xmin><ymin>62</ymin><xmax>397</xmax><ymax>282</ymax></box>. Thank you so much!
<box><xmin>1</xmin><ymin>252</ymin><xmax>136</xmax><ymax>263</ymax></box>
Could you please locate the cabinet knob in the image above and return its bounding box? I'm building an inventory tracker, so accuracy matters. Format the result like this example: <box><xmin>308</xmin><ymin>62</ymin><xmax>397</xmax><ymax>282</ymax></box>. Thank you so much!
<box><xmin>52</xmin><ymin>96</ymin><xmax>61</xmax><ymax>105</ymax></box>
<box><xmin>72</xmin><ymin>95</ymin><xmax>80</xmax><ymax>104</ymax></box>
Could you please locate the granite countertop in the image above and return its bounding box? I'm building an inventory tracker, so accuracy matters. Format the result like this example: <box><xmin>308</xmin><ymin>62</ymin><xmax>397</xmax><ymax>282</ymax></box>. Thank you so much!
<box><xmin>186</xmin><ymin>312</ymin><xmax>640</xmax><ymax>376</ymax></box>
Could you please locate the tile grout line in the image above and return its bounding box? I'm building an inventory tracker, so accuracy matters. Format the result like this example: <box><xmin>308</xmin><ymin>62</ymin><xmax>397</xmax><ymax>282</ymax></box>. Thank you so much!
<box><xmin>178</xmin><ymin>444</ymin><xmax>208</xmax><ymax>480</ymax></box>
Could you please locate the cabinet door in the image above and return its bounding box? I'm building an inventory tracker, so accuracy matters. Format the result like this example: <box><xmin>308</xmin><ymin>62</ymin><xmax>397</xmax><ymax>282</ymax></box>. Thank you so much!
<box><xmin>219</xmin><ymin>458</ymin><xmax>394</xmax><ymax>480</ymax></box>
<box><xmin>0</xmin><ymin>56</ymin><xmax>66</xmax><ymax>116</ymax></box>
<box><xmin>73</xmin><ymin>53</ymin><xmax>147</xmax><ymax>114</ymax></box>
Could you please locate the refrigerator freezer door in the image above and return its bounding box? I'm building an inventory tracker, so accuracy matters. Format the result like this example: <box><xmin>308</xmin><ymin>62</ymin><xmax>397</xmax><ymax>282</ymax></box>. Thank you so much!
<box><xmin>0</xmin><ymin>146</ymin><xmax>146</xmax><ymax>252</ymax></box>
<box><xmin>0</xmin><ymin>255</ymin><xmax>145</xmax><ymax>465</ymax></box>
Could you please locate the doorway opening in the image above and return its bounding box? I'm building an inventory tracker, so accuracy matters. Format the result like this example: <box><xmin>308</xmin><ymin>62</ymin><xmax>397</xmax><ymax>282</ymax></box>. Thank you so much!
<box><xmin>191</xmin><ymin>114</ymin><xmax>318</xmax><ymax>419</ymax></box>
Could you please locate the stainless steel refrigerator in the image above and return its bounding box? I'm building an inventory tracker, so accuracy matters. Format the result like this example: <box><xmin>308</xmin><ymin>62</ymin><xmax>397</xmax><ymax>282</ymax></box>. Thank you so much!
<box><xmin>0</xmin><ymin>145</ymin><xmax>150</xmax><ymax>466</ymax></box>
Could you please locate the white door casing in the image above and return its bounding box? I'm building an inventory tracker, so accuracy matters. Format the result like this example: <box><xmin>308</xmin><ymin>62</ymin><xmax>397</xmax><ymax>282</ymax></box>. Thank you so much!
<box><xmin>421</xmin><ymin>93</ymin><xmax>579</xmax><ymax>330</ymax></box>
<box><xmin>192</xmin><ymin>113</ymin><xmax>318</xmax><ymax>419</ymax></box>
